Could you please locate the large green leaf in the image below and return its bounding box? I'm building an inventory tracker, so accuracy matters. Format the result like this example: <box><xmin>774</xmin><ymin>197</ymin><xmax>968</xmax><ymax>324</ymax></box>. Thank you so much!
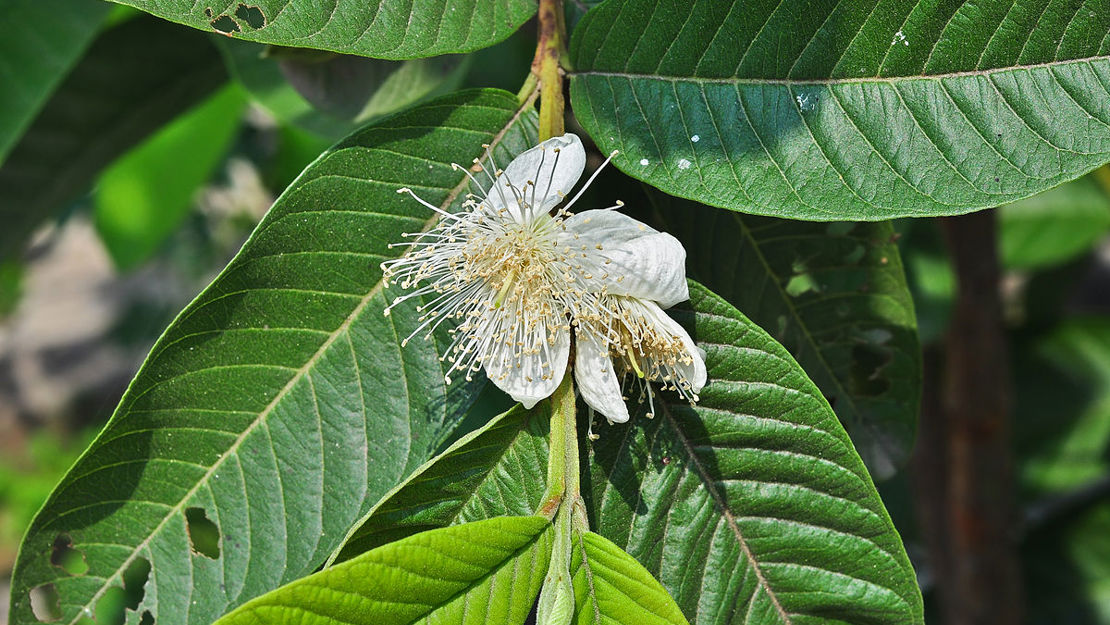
<box><xmin>112</xmin><ymin>0</ymin><xmax>536</xmax><ymax>60</ymax></box>
<box><xmin>572</xmin><ymin>531</ymin><xmax>689</xmax><ymax>625</ymax></box>
<box><xmin>0</xmin><ymin>0</ymin><xmax>111</xmax><ymax>163</ymax></box>
<box><xmin>94</xmin><ymin>85</ymin><xmax>248</xmax><ymax>270</ymax></box>
<box><xmin>333</xmin><ymin>402</ymin><xmax>551</xmax><ymax>562</ymax></box>
<box><xmin>214</xmin><ymin>516</ymin><xmax>553</xmax><ymax>625</ymax></box>
<box><xmin>570</xmin><ymin>0</ymin><xmax>1110</xmax><ymax>221</ymax></box>
<box><xmin>8</xmin><ymin>89</ymin><xmax>539</xmax><ymax>625</ymax></box>
<box><xmin>999</xmin><ymin>170</ymin><xmax>1110</xmax><ymax>270</ymax></box>
<box><xmin>583</xmin><ymin>282</ymin><xmax>923</xmax><ymax>624</ymax></box>
<box><xmin>655</xmin><ymin>198</ymin><xmax>919</xmax><ymax>478</ymax></box>
<box><xmin>0</xmin><ymin>15</ymin><xmax>226</xmax><ymax>259</ymax></box>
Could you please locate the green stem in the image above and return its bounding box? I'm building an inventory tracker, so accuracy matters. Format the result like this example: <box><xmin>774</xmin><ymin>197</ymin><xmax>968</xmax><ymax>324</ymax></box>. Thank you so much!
<box><xmin>533</xmin><ymin>0</ymin><xmax>566</xmax><ymax>140</ymax></box>
<box><xmin>537</xmin><ymin>374</ymin><xmax>579</xmax><ymax>625</ymax></box>
<box><xmin>538</xmin><ymin>373</ymin><xmax>577</xmax><ymax>519</ymax></box>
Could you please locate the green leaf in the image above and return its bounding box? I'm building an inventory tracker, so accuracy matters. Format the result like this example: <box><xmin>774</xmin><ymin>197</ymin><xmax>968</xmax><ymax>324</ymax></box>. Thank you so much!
<box><xmin>572</xmin><ymin>531</ymin><xmax>689</xmax><ymax>625</ymax></box>
<box><xmin>654</xmin><ymin>197</ymin><xmax>920</xmax><ymax>478</ymax></box>
<box><xmin>0</xmin><ymin>0</ymin><xmax>112</xmax><ymax>163</ymax></box>
<box><xmin>0</xmin><ymin>15</ymin><xmax>226</xmax><ymax>259</ymax></box>
<box><xmin>113</xmin><ymin>0</ymin><xmax>537</xmax><ymax>60</ymax></box>
<box><xmin>1016</xmin><ymin>317</ymin><xmax>1110</xmax><ymax>493</ymax></box>
<box><xmin>94</xmin><ymin>85</ymin><xmax>248</xmax><ymax>270</ymax></box>
<box><xmin>214</xmin><ymin>516</ymin><xmax>553</xmax><ymax>625</ymax></box>
<box><xmin>1000</xmin><ymin>170</ymin><xmax>1110</xmax><ymax>270</ymax></box>
<box><xmin>333</xmin><ymin>402</ymin><xmax>551</xmax><ymax>562</ymax></box>
<box><xmin>584</xmin><ymin>282</ymin><xmax>923</xmax><ymax>624</ymax></box>
<box><xmin>570</xmin><ymin>0</ymin><xmax>1110</xmax><ymax>220</ymax></box>
<box><xmin>218</xmin><ymin>40</ymin><xmax>470</xmax><ymax>139</ymax></box>
<box><xmin>8</xmin><ymin>88</ymin><xmax>539</xmax><ymax>625</ymax></box>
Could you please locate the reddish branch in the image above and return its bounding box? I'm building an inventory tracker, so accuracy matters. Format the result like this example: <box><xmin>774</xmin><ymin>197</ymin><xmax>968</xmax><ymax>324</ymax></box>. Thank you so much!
<box><xmin>915</xmin><ymin>211</ymin><xmax>1023</xmax><ymax>625</ymax></box>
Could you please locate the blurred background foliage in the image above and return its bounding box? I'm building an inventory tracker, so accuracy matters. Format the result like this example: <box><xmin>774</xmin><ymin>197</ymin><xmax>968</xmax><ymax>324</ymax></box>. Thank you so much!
<box><xmin>2</xmin><ymin>2</ymin><xmax>1110</xmax><ymax>624</ymax></box>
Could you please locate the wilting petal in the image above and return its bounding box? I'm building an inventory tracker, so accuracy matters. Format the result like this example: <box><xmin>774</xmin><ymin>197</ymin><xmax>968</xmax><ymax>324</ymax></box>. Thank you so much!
<box><xmin>482</xmin><ymin>311</ymin><xmax>571</xmax><ymax>409</ymax></box>
<box><xmin>564</xmin><ymin>210</ymin><xmax>689</xmax><ymax>308</ymax></box>
<box><xmin>637</xmin><ymin>299</ymin><xmax>707</xmax><ymax>394</ymax></box>
<box><xmin>574</xmin><ymin>328</ymin><xmax>629</xmax><ymax>423</ymax></box>
<box><xmin>486</xmin><ymin>134</ymin><xmax>585</xmax><ymax>223</ymax></box>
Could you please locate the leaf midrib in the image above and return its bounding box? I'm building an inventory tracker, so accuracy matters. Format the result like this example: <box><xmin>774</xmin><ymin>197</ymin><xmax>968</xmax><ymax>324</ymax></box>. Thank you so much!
<box><xmin>571</xmin><ymin>53</ymin><xmax>1108</xmax><ymax>85</ymax></box>
<box><xmin>65</xmin><ymin>93</ymin><xmax>537</xmax><ymax>625</ymax></box>
<box><xmin>658</xmin><ymin>399</ymin><xmax>792</xmax><ymax>624</ymax></box>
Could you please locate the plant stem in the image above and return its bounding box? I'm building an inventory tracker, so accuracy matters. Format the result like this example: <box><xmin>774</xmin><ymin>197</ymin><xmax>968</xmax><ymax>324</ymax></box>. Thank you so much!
<box><xmin>533</xmin><ymin>0</ymin><xmax>566</xmax><ymax>141</ymax></box>
<box><xmin>537</xmin><ymin>372</ymin><xmax>579</xmax><ymax>625</ymax></box>
<box><xmin>915</xmin><ymin>210</ymin><xmax>1023</xmax><ymax>625</ymax></box>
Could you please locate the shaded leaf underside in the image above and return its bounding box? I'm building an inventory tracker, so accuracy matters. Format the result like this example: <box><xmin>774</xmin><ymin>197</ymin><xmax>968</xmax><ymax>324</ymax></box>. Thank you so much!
<box><xmin>656</xmin><ymin>199</ymin><xmax>920</xmax><ymax>478</ymax></box>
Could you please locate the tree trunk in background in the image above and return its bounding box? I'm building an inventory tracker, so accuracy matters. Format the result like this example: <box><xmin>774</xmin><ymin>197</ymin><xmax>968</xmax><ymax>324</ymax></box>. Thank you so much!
<box><xmin>914</xmin><ymin>210</ymin><xmax>1023</xmax><ymax>625</ymax></box>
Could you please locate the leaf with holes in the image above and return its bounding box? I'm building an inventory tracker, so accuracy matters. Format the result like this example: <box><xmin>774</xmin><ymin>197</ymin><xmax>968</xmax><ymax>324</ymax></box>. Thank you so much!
<box><xmin>572</xmin><ymin>531</ymin><xmax>690</xmax><ymax>624</ymax></box>
<box><xmin>570</xmin><ymin>0</ymin><xmax>1110</xmax><ymax>220</ymax></box>
<box><xmin>8</xmin><ymin>88</ymin><xmax>539</xmax><ymax>625</ymax></box>
<box><xmin>0</xmin><ymin>0</ymin><xmax>111</xmax><ymax>163</ymax></box>
<box><xmin>214</xmin><ymin>516</ymin><xmax>552</xmax><ymax>625</ymax></box>
<box><xmin>653</xmin><ymin>196</ymin><xmax>919</xmax><ymax>478</ymax></box>
<box><xmin>583</xmin><ymin>282</ymin><xmax>923</xmax><ymax>624</ymax></box>
<box><xmin>0</xmin><ymin>14</ymin><xmax>227</xmax><ymax>259</ymax></box>
<box><xmin>332</xmin><ymin>401</ymin><xmax>551</xmax><ymax>563</ymax></box>
<box><xmin>112</xmin><ymin>0</ymin><xmax>537</xmax><ymax>60</ymax></box>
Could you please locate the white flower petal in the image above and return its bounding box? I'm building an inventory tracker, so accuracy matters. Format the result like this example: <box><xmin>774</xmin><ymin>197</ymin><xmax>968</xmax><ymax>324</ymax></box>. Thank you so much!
<box><xmin>482</xmin><ymin>316</ymin><xmax>570</xmax><ymax>409</ymax></box>
<box><xmin>574</xmin><ymin>328</ymin><xmax>630</xmax><ymax>423</ymax></box>
<box><xmin>485</xmin><ymin>134</ymin><xmax>585</xmax><ymax>223</ymax></box>
<box><xmin>637</xmin><ymin>299</ymin><xmax>707</xmax><ymax>393</ymax></box>
<box><xmin>564</xmin><ymin>210</ymin><xmax>689</xmax><ymax>307</ymax></box>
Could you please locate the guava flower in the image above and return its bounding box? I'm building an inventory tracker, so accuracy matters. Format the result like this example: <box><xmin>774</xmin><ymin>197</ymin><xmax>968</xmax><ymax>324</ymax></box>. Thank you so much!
<box><xmin>381</xmin><ymin>134</ymin><xmax>616</xmax><ymax>408</ymax></box>
<box><xmin>565</xmin><ymin>211</ymin><xmax>707</xmax><ymax>425</ymax></box>
<box><xmin>382</xmin><ymin>133</ymin><xmax>705</xmax><ymax>420</ymax></box>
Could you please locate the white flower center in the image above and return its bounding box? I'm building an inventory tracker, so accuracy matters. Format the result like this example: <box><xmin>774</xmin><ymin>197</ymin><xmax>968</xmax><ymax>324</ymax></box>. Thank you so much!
<box><xmin>381</xmin><ymin>149</ymin><xmax>608</xmax><ymax>386</ymax></box>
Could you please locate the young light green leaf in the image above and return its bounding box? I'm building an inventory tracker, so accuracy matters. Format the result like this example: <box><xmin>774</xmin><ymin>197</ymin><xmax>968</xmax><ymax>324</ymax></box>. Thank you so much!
<box><xmin>112</xmin><ymin>0</ymin><xmax>536</xmax><ymax>60</ymax></box>
<box><xmin>8</xmin><ymin>88</ymin><xmax>539</xmax><ymax>625</ymax></box>
<box><xmin>0</xmin><ymin>15</ymin><xmax>226</xmax><ymax>259</ymax></box>
<box><xmin>333</xmin><ymin>402</ymin><xmax>551</xmax><ymax>562</ymax></box>
<box><xmin>584</xmin><ymin>282</ymin><xmax>923</xmax><ymax>624</ymax></box>
<box><xmin>0</xmin><ymin>0</ymin><xmax>111</xmax><ymax>163</ymax></box>
<box><xmin>570</xmin><ymin>0</ymin><xmax>1110</xmax><ymax>221</ymax></box>
<box><xmin>572</xmin><ymin>531</ymin><xmax>689</xmax><ymax>625</ymax></box>
<box><xmin>215</xmin><ymin>516</ymin><xmax>553</xmax><ymax>625</ymax></box>
<box><xmin>654</xmin><ymin>197</ymin><xmax>920</xmax><ymax>478</ymax></box>
<box><xmin>999</xmin><ymin>170</ymin><xmax>1110</xmax><ymax>270</ymax></box>
<box><xmin>94</xmin><ymin>85</ymin><xmax>247</xmax><ymax>270</ymax></box>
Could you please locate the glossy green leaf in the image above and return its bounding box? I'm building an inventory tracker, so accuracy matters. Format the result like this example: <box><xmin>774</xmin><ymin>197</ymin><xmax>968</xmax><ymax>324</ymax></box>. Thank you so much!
<box><xmin>215</xmin><ymin>516</ymin><xmax>553</xmax><ymax>625</ymax></box>
<box><xmin>655</xmin><ymin>198</ymin><xmax>920</xmax><ymax>478</ymax></box>
<box><xmin>333</xmin><ymin>402</ymin><xmax>551</xmax><ymax>562</ymax></box>
<box><xmin>218</xmin><ymin>40</ymin><xmax>469</xmax><ymax>139</ymax></box>
<box><xmin>570</xmin><ymin>0</ymin><xmax>1110</xmax><ymax>220</ymax></box>
<box><xmin>8</xmin><ymin>89</ymin><xmax>539</xmax><ymax>625</ymax></box>
<box><xmin>94</xmin><ymin>86</ymin><xmax>248</xmax><ymax>270</ymax></box>
<box><xmin>0</xmin><ymin>0</ymin><xmax>111</xmax><ymax>163</ymax></box>
<box><xmin>572</xmin><ymin>531</ymin><xmax>689</xmax><ymax>625</ymax></box>
<box><xmin>113</xmin><ymin>0</ymin><xmax>536</xmax><ymax>60</ymax></box>
<box><xmin>1000</xmin><ymin>170</ymin><xmax>1110</xmax><ymax>270</ymax></box>
<box><xmin>584</xmin><ymin>282</ymin><xmax>923</xmax><ymax>624</ymax></box>
<box><xmin>0</xmin><ymin>15</ymin><xmax>226</xmax><ymax>259</ymax></box>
